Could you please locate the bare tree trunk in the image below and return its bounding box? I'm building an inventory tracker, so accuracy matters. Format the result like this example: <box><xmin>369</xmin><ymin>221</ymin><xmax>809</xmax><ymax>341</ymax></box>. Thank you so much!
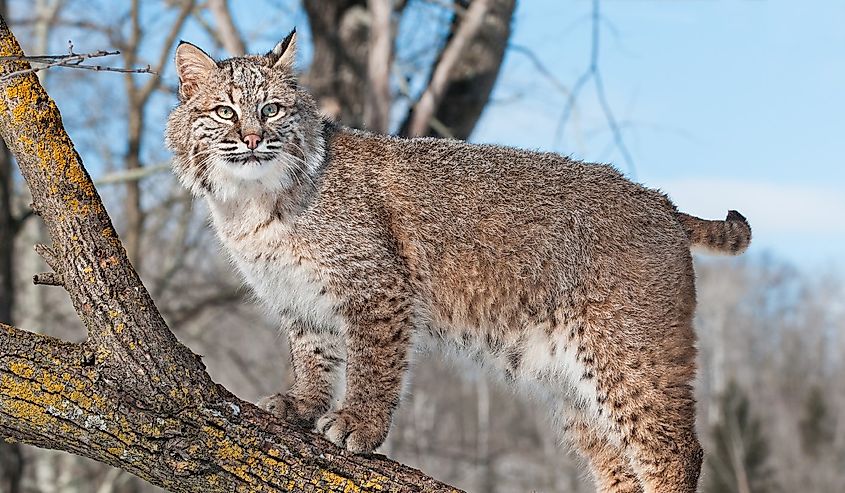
<box><xmin>399</xmin><ymin>0</ymin><xmax>515</xmax><ymax>139</ymax></box>
<box><xmin>120</xmin><ymin>0</ymin><xmax>195</xmax><ymax>267</ymax></box>
<box><xmin>475</xmin><ymin>379</ymin><xmax>497</xmax><ymax>493</ymax></box>
<box><xmin>363</xmin><ymin>0</ymin><xmax>393</xmax><ymax>133</ymax></box>
<box><xmin>404</xmin><ymin>0</ymin><xmax>490</xmax><ymax>137</ymax></box>
<box><xmin>0</xmin><ymin>16</ymin><xmax>460</xmax><ymax>493</ymax></box>
<box><xmin>0</xmin><ymin>143</ymin><xmax>14</xmax><ymax>336</ymax></box>
<box><xmin>0</xmin><ymin>440</ymin><xmax>23</xmax><ymax>493</ymax></box>
<box><xmin>303</xmin><ymin>0</ymin><xmax>513</xmax><ymax>139</ymax></box>
<box><xmin>302</xmin><ymin>0</ymin><xmax>370</xmax><ymax>127</ymax></box>
<box><xmin>424</xmin><ymin>0</ymin><xmax>515</xmax><ymax>140</ymax></box>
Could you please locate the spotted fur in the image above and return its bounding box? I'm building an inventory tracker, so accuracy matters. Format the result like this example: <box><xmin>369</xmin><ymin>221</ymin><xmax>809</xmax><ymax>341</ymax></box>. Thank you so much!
<box><xmin>166</xmin><ymin>31</ymin><xmax>751</xmax><ymax>493</ymax></box>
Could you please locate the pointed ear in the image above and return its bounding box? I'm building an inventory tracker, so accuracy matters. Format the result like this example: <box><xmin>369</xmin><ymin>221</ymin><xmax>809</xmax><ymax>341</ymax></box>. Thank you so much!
<box><xmin>175</xmin><ymin>41</ymin><xmax>217</xmax><ymax>100</ymax></box>
<box><xmin>267</xmin><ymin>29</ymin><xmax>297</xmax><ymax>71</ymax></box>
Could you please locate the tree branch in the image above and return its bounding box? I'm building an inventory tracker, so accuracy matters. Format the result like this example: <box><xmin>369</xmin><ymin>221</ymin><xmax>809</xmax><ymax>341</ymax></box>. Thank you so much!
<box><xmin>554</xmin><ymin>0</ymin><xmax>636</xmax><ymax>177</ymax></box>
<box><xmin>138</xmin><ymin>0</ymin><xmax>195</xmax><ymax>104</ymax></box>
<box><xmin>401</xmin><ymin>0</ymin><xmax>515</xmax><ymax>140</ymax></box>
<box><xmin>0</xmin><ymin>15</ymin><xmax>461</xmax><ymax>493</ymax></box>
<box><xmin>363</xmin><ymin>0</ymin><xmax>392</xmax><ymax>133</ymax></box>
<box><xmin>405</xmin><ymin>0</ymin><xmax>490</xmax><ymax>137</ymax></box>
<box><xmin>206</xmin><ymin>0</ymin><xmax>246</xmax><ymax>56</ymax></box>
<box><xmin>0</xmin><ymin>50</ymin><xmax>153</xmax><ymax>80</ymax></box>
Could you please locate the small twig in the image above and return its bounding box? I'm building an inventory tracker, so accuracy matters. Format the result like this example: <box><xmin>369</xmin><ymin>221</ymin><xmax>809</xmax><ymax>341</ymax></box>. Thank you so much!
<box><xmin>0</xmin><ymin>50</ymin><xmax>116</xmax><ymax>61</ymax></box>
<box><xmin>33</xmin><ymin>272</ymin><xmax>63</xmax><ymax>287</ymax></box>
<box><xmin>0</xmin><ymin>49</ymin><xmax>154</xmax><ymax>80</ymax></box>
<box><xmin>34</xmin><ymin>243</ymin><xmax>61</xmax><ymax>273</ymax></box>
<box><xmin>509</xmin><ymin>44</ymin><xmax>574</xmax><ymax>100</ymax></box>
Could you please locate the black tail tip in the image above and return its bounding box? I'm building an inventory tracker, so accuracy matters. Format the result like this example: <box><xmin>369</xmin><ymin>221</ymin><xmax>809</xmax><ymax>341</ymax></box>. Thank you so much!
<box><xmin>726</xmin><ymin>210</ymin><xmax>747</xmax><ymax>223</ymax></box>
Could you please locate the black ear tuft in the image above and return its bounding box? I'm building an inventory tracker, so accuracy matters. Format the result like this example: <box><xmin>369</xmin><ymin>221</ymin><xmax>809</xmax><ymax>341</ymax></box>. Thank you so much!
<box><xmin>726</xmin><ymin>210</ymin><xmax>747</xmax><ymax>223</ymax></box>
<box><xmin>267</xmin><ymin>28</ymin><xmax>297</xmax><ymax>70</ymax></box>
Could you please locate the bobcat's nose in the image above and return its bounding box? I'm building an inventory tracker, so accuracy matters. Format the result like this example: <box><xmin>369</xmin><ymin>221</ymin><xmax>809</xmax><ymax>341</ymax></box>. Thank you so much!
<box><xmin>243</xmin><ymin>133</ymin><xmax>262</xmax><ymax>150</ymax></box>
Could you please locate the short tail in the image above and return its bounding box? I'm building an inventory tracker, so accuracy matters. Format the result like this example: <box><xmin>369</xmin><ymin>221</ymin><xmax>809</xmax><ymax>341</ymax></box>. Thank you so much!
<box><xmin>675</xmin><ymin>210</ymin><xmax>752</xmax><ymax>255</ymax></box>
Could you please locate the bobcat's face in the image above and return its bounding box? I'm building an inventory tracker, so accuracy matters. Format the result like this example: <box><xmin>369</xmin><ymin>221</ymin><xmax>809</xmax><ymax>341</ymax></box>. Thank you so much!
<box><xmin>166</xmin><ymin>31</ymin><xmax>320</xmax><ymax>200</ymax></box>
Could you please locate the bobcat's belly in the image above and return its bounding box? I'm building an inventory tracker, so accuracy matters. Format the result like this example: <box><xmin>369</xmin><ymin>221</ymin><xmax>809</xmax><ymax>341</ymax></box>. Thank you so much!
<box><xmin>235</xmin><ymin>252</ymin><xmax>343</xmax><ymax>330</ymax></box>
<box><xmin>419</xmin><ymin>320</ymin><xmax>602</xmax><ymax>411</ymax></box>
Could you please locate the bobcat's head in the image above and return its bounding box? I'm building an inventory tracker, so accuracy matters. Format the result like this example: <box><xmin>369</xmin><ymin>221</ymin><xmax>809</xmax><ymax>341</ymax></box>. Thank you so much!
<box><xmin>166</xmin><ymin>30</ymin><xmax>323</xmax><ymax>201</ymax></box>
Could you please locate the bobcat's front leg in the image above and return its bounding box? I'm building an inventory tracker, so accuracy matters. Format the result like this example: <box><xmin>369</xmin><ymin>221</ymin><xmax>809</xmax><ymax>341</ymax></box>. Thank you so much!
<box><xmin>317</xmin><ymin>293</ymin><xmax>412</xmax><ymax>453</ymax></box>
<box><xmin>260</xmin><ymin>319</ymin><xmax>344</xmax><ymax>428</ymax></box>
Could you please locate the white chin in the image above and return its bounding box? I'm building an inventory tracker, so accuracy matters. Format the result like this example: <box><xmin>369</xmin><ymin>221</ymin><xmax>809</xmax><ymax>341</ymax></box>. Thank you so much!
<box><xmin>211</xmin><ymin>157</ymin><xmax>293</xmax><ymax>200</ymax></box>
<box><xmin>224</xmin><ymin>159</ymin><xmax>277</xmax><ymax>181</ymax></box>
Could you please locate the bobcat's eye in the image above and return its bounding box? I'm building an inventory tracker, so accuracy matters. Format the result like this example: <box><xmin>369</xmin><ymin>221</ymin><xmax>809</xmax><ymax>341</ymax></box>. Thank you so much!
<box><xmin>261</xmin><ymin>103</ymin><xmax>282</xmax><ymax>118</ymax></box>
<box><xmin>215</xmin><ymin>106</ymin><xmax>235</xmax><ymax>120</ymax></box>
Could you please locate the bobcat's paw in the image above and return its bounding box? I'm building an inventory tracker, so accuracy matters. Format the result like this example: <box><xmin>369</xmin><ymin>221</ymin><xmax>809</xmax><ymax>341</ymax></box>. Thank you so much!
<box><xmin>257</xmin><ymin>393</ymin><xmax>323</xmax><ymax>428</ymax></box>
<box><xmin>316</xmin><ymin>408</ymin><xmax>389</xmax><ymax>454</ymax></box>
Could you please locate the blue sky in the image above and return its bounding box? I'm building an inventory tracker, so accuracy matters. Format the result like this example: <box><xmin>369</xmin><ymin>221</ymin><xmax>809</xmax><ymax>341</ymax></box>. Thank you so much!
<box><xmin>472</xmin><ymin>0</ymin><xmax>844</xmax><ymax>270</ymax></box>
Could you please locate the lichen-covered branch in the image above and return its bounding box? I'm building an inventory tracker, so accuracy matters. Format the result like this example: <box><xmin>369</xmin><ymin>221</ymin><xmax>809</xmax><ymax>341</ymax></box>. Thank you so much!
<box><xmin>0</xmin><ymin>15</ymin><xmax>460</xmax><ymax>493</ymax></box>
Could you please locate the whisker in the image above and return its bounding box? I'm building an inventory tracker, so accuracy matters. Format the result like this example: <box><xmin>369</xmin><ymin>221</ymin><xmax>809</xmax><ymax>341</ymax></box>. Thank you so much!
<box><xmin>282</xmin><ymin>142</ymin><xmax>318</xmax><ymax>190</ymax></box>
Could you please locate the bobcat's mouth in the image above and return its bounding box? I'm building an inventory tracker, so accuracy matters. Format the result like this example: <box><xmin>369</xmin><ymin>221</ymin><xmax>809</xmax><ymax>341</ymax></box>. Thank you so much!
<box><xmin>226</xmin><ymin>152</ymin><xmax>275</xmax><ymax>165</ymax></box>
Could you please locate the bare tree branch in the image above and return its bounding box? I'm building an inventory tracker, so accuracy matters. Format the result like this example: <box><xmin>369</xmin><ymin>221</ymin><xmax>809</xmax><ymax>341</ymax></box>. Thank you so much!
<box><xmin>32</xmin><ymin>271</ymin><xmax>63</xmax><ymax>286</ymax></box>
<box><xmin>137</xmin><ymin>0</ymin><xmax>195</xmax><ymax>103</ymax></box>
<box><xmin>206</xmin><ymin>0</ymin><xmax>246</xmax><ymax>56</ymax></box>
<box><xmin>0</xmin><ymin>50</ymin><xmax>153</xmax><ymax>80</ymax></box>
<box><xmin>405</xmin><ymin>0</ymin><xmax>489</xmax><ymax>137</ymax></box>
<box><xmin>364</xmin><ymin>0</ymin><xmax>392</xmax><ymax>133</ymax></box>
<box><xmin>93</xmin><ymin>164</ymin><xmax>170</xmax><ymax>186</ymax></box>
<box><xmin>554</xmin><ymin>0</ymin><xmax>636</xmax><ymax>177</ymax></box>
<box><xmin>121</xmin><ymin>0</ymin><xmax>196</xmax><ymax>267</ymax></box>
<box><xmin>0</xmin><ymin>15</ymin><xmax>461</xmax><ymax>493</ymax></box>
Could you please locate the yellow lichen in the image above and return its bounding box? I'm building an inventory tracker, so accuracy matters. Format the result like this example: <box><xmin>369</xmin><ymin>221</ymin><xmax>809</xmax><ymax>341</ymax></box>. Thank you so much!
<box><xmin>9</xmin><ymin>361</ymin><xmax>34</xmax><ymax>379</ymax></box>
<box><xmin>0</xmin><ymin>374</ymin><xmax>59</xmax><ymax>427</ymax></box>
<box><xmin>319</xmin><ymin>470</ymin><xmax>359</xmax><ymax>492</ymax></box>
<box><xmin>1</xmin><ymin>38</ymin><xmax>100</xmax><ymax>210</ymax></box>
<box><xmin>361</xmin><ymin>475</ymin><xmax>386</xmax><ymax>490</ymax></box>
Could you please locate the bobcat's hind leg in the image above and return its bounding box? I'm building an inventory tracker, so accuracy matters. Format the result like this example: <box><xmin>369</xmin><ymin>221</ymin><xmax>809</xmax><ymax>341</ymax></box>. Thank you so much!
<box><xmin>597</xmin><ymin>324</ymin><xmax>703</xmax><ymax>493</ymax></box>
<box><xmin>562</xmin><ymin>407</ymin><xmax>643</xmax><ymax>493</ymax></box>
<box><xmin>615</xmin><ymin>373</ymin><xmax>703</xmax><ymax>493</ymax></box>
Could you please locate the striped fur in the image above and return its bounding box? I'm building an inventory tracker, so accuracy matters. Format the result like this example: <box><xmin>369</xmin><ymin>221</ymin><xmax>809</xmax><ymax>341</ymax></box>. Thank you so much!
<box><xmin>166</xmin><ymin>32</ymin><xmax>751</xmax><ymax>493</ymax></box>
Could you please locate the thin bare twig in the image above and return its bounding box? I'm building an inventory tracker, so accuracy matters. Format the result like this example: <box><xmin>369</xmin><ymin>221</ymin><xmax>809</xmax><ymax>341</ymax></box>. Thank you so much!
<box><xmin>555</xmin><ymin>0</ymin><xmax>636</xmax><ymax>177</ymax></box>
<box><xmin>93</xmin><ymin>163</ymin><xmax>170</xmax><ymax>186</ymax></box>
<box><xmin>0</xmin><ymin>49</ymin><xmax>153</xmax><ymax>80</ymax></box>
<box><xmin>508</xmin><ymin>44</ymin><xmax>574</xmax><ymax>100</ymax></box>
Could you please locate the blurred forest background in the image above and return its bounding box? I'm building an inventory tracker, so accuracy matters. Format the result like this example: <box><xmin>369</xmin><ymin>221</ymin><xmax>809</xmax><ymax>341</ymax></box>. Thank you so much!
<box><xmin>1</xmin><ymin>0</ymin><xmax>843</xmax><ymax>492</ymax></box>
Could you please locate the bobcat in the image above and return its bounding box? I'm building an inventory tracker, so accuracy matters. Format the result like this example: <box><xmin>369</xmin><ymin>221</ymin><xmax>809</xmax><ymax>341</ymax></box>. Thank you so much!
<box><xmin>166</xmin><ymin>30</ymin><xmax>751</xmax><ymax>493</ymax></box>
